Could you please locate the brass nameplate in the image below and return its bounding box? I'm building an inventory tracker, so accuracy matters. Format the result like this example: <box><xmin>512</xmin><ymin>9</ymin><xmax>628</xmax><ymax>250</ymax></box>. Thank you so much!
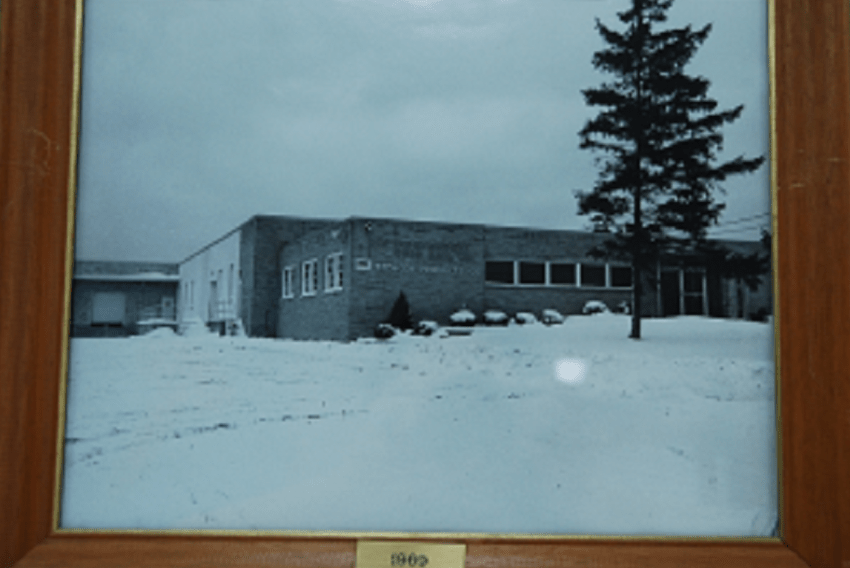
<box><xmin>356</xmin><ymin>541</ymin><xmax>466</xmax><ymax>568</ymax></box>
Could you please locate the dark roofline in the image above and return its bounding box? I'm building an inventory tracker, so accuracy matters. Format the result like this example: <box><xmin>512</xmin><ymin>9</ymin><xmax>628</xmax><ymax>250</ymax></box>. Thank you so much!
<box><xmin>73</xmin><ymin>259</ymin><xmax>179</xmax><ymax>276</ymax></box>
<box><xmin>344</xmin><ymin>215</ymin><xmax>604</xmax><ymax>237</ymax></box>
<box><xmin>183</xmin><ymin>214</ymin><xmax>764</xmax><ymax>265</ymax></box>
<box><xmin>180</xmin><ymin>214</ymin><xmax>347</xmax><ymax>264</ymax></box>
<box><xmin>345</xmin><ymin>215</ymin><xmax>764</xmax><ymax>244</ymax></box>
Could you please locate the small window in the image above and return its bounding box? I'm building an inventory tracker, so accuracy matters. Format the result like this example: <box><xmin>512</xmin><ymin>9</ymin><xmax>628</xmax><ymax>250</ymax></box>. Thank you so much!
<box><xmin>485</xmin><ymin>261</ymin><xmax>515</xmax><ymax>284</ymax></box>
<box><xmin>302</xmin><ymin>259</ymin><xmax>318</xmax><ymax>296</ymax></box>
<box><xmin>550</xmin><ymin>263</ymin><xmax>576</xmax><ymax>285</ymax></box>
<box><xmin>325</xmin><ymin>253</ymin><xmax>344</xmax><ymax>292</ymax></box>
<box><xmin>282</xmin><ymin>266</ymin><xmax>295</xmax><ymax>299</ymax></box>
<box><xmin>580</xmin><ymin>264</ymin><xmax>606</xmax><ymax>287</ymax></box>
<box><xmin>519</xmin><ymin>262</ymin><xmax>545</xmax><ymax>285</ymax></box>
<box><xmin>610</xmin><ymin>266</ymin><xmax>632</xmax><ymax>288</ymax></box>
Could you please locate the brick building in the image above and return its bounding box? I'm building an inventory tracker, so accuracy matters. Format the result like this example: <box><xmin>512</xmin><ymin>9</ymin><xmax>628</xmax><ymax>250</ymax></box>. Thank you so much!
<box><xmin>177</xmin><ymin>215</ymin><xmax>772</xmax><ymax>341</ymax></box>
<box><xmin>70</xmin><ymin>260</ymin><xmax>180</xmax><ymax>337</ymax></box>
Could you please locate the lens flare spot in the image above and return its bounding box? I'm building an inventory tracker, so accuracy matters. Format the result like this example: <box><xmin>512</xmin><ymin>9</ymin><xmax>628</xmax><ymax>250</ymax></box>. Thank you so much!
<box><xmin>556</xmin><ymin>359</ymin><xmax>586</xmax><ymax>384</ymax></box>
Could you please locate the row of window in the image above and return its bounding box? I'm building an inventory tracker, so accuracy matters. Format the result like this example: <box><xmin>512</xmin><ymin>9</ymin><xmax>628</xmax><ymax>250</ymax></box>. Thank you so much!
<box><xmin>485</xmin><ymin>260</ymin><xmax>632</xmax><ymax>288</ymax></box>
<box><xmin>283</xmin><ymin>253</ymin><xmax>344</xmax><ymax>298</ymax></box>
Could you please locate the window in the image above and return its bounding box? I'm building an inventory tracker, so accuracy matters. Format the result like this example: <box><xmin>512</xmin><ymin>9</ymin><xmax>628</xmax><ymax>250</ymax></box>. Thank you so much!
<box><xmin>610</xmin><ymin>266</ymin><xmax>632</xmax><ymax>288</ymax></box>
<box><xmin>519</xmin><ymin>262</ymin><xmax>545</xmax><ymax>285</ymax></box>
<box><xmin>485</xmin><ymin>261</ymin><xmax>515</xmax><ymax>284</ymax></box>
<box><xmin>325</xmin><ymin>253</ymin><xmax>344</xmax><ymax>292</ymax></box>
<box><xmin>282</xmin><ymin>266</ymin><xmax>295</xmax><ymax>299</ymax></box>
<box><xmin>580</xmin><ymin>264</ymin><xmax>606</xmax><ymax>287</ymax></box>
<box><xmin>302</xmin><ymin>259</ymin><xmax>318</xmax><ymax>296</ymax></box>
<box><xmin>550</xmin><ymin>262</ymin><xmax>577</xmax><ymax>285</ymax></box>
<box><xmin>485</xmin><ymin>260</ymin><xmax>631</xmax><ymax>288</ymax></box>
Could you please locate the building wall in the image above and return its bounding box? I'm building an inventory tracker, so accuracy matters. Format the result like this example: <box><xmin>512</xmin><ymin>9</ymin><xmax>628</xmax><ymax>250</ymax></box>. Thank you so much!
<box><xmin>278</xmin><ymin>223</ymin><xmax>351</xmax><ymax>340</ymax></box>
<box><xmin>275</xmin><ymin>219</ymin><xmax>652</xmax><ymax>340</ymax></box>
<box><xmin>71</xmin><ymin>280</ymin><xmax>177</xmax><ymax>337</ymax></box>
<box><xmin>345</xmin><ymin>218</ymin><xmax>486</xmax><ymax>338</ymax></box>
<box><xmin>241</xmin><ymin>216</ymin><xmax>340</xmax><ymax>337</ymax></box>
<box><xmin>247</xmin><ymin>215</ymin><xmax>772</xmax><ymax>341</ymax></box>
<box><xmin>178</xmin><ymin>229</ymin><xmax>241</xmax><ymax>329</ymax></box>
<box><xmin>482</xmin><ymin>226</ymin><xmax>638</xmax><ymax>316</ymax></box>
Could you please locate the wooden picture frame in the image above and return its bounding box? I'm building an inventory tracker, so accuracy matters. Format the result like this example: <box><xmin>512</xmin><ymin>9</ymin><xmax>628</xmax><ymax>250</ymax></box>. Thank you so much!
<box><xmin>1</xmin><ymin>0</ymin><xmax>847</xmax><ymax>566</ymax></box>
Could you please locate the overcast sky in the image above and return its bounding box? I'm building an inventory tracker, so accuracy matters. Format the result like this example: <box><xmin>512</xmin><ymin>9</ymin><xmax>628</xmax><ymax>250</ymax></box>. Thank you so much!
<box><xmin>73</xmin><ymin>0</ymin><xmax>770</xmax><ymax>263</ymax></box>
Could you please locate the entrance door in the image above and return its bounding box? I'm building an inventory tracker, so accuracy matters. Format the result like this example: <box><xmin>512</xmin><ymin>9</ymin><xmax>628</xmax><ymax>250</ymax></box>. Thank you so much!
<box><xmin>208</xmin><ymin>281</ymin><xmax>218</xmax><ymax>321</ymax></box>
<box><xmin>682</xmin><ymin>270</ymin><xmax>706</xmax><ymax>315</ymax></box>
<box><xmin>660</xmin><ymin>270</ymin><xmax>681</xmax><ymax>316</ymax></box>
<box><xmin>92</xmin><ymin>292</ymin><xmax>126</xmax><ymax>325</ymax></box>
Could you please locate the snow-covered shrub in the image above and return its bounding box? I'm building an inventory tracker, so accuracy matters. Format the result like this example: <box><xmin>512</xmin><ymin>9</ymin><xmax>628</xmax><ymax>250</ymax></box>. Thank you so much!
<box><xmin>483</xmin><ymin>310</ymin><xmax>509</xmax><ymax>326</ymax></box>
<box><xmin>374</xmin><ymin>323</ymin><xmax>396</xmax><ymax>339</ymax></box>
<box><xmin>514</xmin><ymin>312</ymin><xmax>538</xmax><ymax>325</ymax></box>
<box><xmin>582</xmin><ymin>300</ymin><xmax>610</xmax><ymax>315</ymax></box>
<box><xmin>541</xmin><ymin>309</ymin><xmax>565</xmax><ymax>325</ymax></box>
<box><xmin>449</xmin><ymin>309</ymin><xmax>476</xmax><ymax>326</ymax></box>
<box><xmin>615</xmin><ymin>301</ymin><xmax>631</xmax><ymax>314</ymax></box>
<box><xmin>413</xmin><ymin>320</ymin><xmax>440</xmax><ymax>336</ymax></box>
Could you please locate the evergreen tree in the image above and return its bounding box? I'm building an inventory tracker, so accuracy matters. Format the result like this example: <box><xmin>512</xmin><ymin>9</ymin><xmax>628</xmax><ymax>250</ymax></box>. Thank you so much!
<box><xmin>386</xmin><ymin>291</ymin><xmax>413</xmax><ymax>330</ymax></box>
<box><xmin>577</xmin><ymin>0</ymin><xmax>765</xmax><ymax>339</ymax></box>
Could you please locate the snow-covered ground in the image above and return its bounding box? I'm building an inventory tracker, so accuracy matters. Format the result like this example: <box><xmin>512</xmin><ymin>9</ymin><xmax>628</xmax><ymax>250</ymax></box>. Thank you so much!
<box><xmin>60</xmin><ymin>315</ymin><xmax>777</xmax><ymax>536</ymax></box>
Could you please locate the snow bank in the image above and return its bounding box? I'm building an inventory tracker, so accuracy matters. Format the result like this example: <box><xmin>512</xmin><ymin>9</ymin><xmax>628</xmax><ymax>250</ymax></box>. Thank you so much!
<box><xmin>61</xmin><ymin>316</ymin><xmax>776</xmax><ymax>537</ymax></box>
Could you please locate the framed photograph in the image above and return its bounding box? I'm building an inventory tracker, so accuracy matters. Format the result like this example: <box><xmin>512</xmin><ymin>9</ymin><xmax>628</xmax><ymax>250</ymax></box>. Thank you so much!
<box><xmin>1</xmin><ymin>0</ymin><xmax>848</xmax><ymax>566</ymax></box>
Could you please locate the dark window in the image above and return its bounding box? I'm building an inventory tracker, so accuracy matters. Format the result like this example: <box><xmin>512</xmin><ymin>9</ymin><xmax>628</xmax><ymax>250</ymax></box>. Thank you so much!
<box><xmin>684</xmin><ymin>270</ymin><xmax>703</xmax><ymax>293</ymax></box>
<box><xmin>485</xmin><ymin>261</ymin><xmax>514</xmax><ymax>284</ymax></box>
<box><xmin>519</xmin><ymin>262</ymin><xmax>545</xmax><ymax>284</ymax></box>
<box><xmin>550</xmin><ymin>263</ymin><xmax>576</xmax><ymax>285</ymax></box>
<box><xmin>610</xmin><ymin>266</ymin><xmax>632</xmax><ymax>287</ymax></box>
<box><xmin>581</xmin><ymin>264</ymin><xmax>606</xmax><ymax>287</ymax></box>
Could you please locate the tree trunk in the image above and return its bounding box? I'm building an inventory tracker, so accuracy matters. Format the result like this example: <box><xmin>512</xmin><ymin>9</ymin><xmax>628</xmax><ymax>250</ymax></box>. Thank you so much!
<box><xmin>630</xmin><ymin>256</ymin><xmax>642</xmax><ymax>339</ymax></box>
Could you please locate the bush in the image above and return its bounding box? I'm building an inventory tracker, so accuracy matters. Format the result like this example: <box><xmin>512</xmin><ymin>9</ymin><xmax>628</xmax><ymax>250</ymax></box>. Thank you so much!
<box><xmin>514</xmin><ymin>312</ymin><xmax>538</xmax><ymax>325</ymax></box>
<box><xmin>449</xmin><ymin>309</ymin><xmax>476</xmax><ymax>326</ymax></box>
<box><xmin>413</xmin><ymin>320</ymin><xmax>439</xmax><ymax>336</ymax></box>
<box><xmin>483</xmin><ymin>310</ymin><xmax>509</xmax><ymax>326</ymax></box>
<box><xmin>582</xmin><ymin>300</ymin><xmax>610</xmax><ymax>315</ymax></box>
<box><xmin>614</xmin><ymin>301</ymin><xmax>631</xmax><ymax>314</ymax></box>
<box><xmin>541</xmin><ymin>309</ymin><xmax>565</xmax><ymax>325</ymax></box>
<box><xmin>387</xmin><ymin>291</ymin><xmax>413</xmax><ymax>330</ymax></box>
<box><xmin>374</xmin><ymin>323</ymin><xmax>396</xmax><ymax>339</ymax></box>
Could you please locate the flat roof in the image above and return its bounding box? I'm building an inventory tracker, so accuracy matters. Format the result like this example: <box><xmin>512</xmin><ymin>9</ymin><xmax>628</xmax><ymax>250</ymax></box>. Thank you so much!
<box><xmin>73</xmin><ymin>273</ymin><xmax>180</xmax><ymax>283</ymax></box>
